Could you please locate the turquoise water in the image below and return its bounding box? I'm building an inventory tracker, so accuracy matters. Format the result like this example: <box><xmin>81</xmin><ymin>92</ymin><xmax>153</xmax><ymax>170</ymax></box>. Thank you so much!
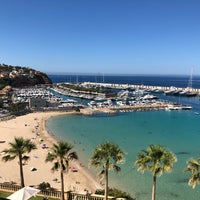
<box><xmin>47</xmin><ymin>110</ymin><xmax>200</xmax><ymax>200</ymax></box>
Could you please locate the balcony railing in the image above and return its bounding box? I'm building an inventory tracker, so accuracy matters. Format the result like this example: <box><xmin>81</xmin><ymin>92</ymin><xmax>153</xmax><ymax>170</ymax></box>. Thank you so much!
<box><xmin>0</xmin><ymin>183</ymin><xmax>117</xmax><ymax>200</ymax></box>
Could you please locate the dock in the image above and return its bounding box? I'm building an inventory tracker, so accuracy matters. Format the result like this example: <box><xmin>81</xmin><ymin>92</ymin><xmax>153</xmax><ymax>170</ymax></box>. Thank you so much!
<box><xmin>82</xmin><ymin>82</ymin><xmax>200</xmax><ymax>95</ymax></box>
<box><xmin>80</xmin><ymin>101</ymin><xmax>192</xmax><ymax>115</ymax></box>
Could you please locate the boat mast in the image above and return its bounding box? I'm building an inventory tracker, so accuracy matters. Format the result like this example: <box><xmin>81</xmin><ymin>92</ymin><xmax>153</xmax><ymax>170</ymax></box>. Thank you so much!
<box><xmin>76</xmin><ymin>75</ymin><xmax>79</xmax><ymax>83</ymax></box>
<box><xmin>187</xmin><ymin>67</ymin><xmax>193</xmax><ymax>89</ymax></box>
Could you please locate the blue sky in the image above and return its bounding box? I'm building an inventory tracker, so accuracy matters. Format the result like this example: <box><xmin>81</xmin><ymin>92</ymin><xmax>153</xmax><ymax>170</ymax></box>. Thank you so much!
<box><xmin>0</xmin><ymin>0</ymin><xmax>200</xmax><ymax>75</ymax></box>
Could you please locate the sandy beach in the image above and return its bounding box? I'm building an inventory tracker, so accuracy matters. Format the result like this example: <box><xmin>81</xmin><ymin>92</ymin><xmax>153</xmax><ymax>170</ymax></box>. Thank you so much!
<box><xmin>0</xmin><ymin>111</ymin><xmax>103</xmax><ymax>194</ymax></box>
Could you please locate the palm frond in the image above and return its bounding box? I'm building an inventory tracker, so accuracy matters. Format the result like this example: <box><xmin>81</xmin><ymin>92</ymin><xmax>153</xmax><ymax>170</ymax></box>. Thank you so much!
<box><xmin>2</xmin><ymin>155</ymin><xmax>16</xmax><ymax>162</ymax></box>
<box><xmin>185</xmin><ymin>157</ymin><xmax>200</xmax><ymax>188</ymax></box>
<box><xmin>51</xmin><ymin>161</ymin><xmax>60</xmax><ymax>172</ymax></box>
<box><xmin>135</xmin><ymin>145</ymin><xmax>177</xmax><ymax>176</ymax></box>
<box><xmin>22</xmin><ymin>155</ymin><xmax>30</xmax><ymax>162</ymax></box>
<box><xmin>98</xmin><ymin>169</ymin><xmax>105</xmax><ymax>179</ymax></box>
<box><xmin>46</xmin><ymin>141</ymin><xmax>78</xmax><ymax>175</ymax></box>
<box><xmin>45</xmin><ymin>152</ymin><xmax>57</xmax><ymax>162</ymax></box>
<box><xmin>113</xmin><ymin>165</ymin><xmax>121</xmax><ymax>173</ymax></box>
<box><xmin>90</xmin><ymin>140</ymin><xmax>125</xmax><ymax>194</ymax></box>
<box><xmin>68</xmin><ymin>151</ymin><xmax>78</xmax><ymax>160</ymax></box>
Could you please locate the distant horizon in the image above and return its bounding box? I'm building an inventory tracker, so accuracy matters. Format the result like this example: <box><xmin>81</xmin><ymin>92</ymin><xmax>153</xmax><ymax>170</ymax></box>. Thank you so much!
<box><xmin>46</xmin><ymin>71</ymin><xmax>199</xmax><ymax>77</ymax></box>
<box><xmin>1</xmin><ymin>62</ymin><xmax>198</xmax><ymax>76</ymax></box>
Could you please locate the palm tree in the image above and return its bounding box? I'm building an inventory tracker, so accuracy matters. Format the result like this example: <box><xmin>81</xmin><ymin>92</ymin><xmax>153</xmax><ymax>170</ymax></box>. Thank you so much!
<box><xmin>135</xmin><ymin>144</ymin><xmax>177</xmax><ymax>200</ymax></box>
<box><xmin>45</xmin><ymin>141</ymin><xmax>78</xmax><ymax>200</ymax></box>
<box><xmin>184</xmin><ymin>157</ymin><xmax>200</xmax><ymax>188</ymax></box>
<box><xmin>2</xmin><ymin>137</ymin><xmax>37</xmax><ymax>187</ymax></box>
<box><xmin>89</xmin><ymin>141</ymin><xmax>125</xmax><ymax>200</ymax></box>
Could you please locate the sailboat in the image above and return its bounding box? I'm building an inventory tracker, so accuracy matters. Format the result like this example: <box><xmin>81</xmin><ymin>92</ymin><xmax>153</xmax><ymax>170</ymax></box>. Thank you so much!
<box><xmin>179</xmin><ymin>68</ymin><xmax>197</xmax><ymax>97</ymax></box>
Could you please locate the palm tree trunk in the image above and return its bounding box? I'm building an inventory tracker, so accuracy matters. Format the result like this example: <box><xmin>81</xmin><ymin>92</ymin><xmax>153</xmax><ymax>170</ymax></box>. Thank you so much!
<box><xmin>104</xmin><ymin>165</ymin><xmax>109</xmax><ymax>200</ymax></box>
<box><xmin>61</xmin><ymin>170</ymin><xmax>65</xmax><ymax>200</ymax></box>
<box><xmin>19</xmin><ymin>155</ymin><xmax>25</xmax><ymax>187</ymax></box>
<box><xmin>152</xmin><ymin>174</ymin><xmax>156</xmax><ymax>200</ymax></box>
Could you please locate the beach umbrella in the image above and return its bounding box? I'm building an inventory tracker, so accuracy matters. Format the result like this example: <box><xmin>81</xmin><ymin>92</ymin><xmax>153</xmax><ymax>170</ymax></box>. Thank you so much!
<box><xmin>7</xmin><ymin>186</ymin><xmax>40</xmax><ymax>200</ymax></box>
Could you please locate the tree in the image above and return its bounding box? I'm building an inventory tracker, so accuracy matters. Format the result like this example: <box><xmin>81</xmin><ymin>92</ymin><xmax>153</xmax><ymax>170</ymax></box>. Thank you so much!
<box><xmin>95</xmin><ymin>188</ymin><xmax>133</xmax><ymax>199</ymax></box>
<box><xmin>135</xmin><ymin>144</ymin><xmax>177</xmax><ymax>200</ymax></box>
<box><xmin>184</xmin><ymin>157</ymin><xmax>200</xmax><ymax>188</ymax></box>
<box><xmin>45</xmin><ymin>141</ymin><xmax>78</xmax><ymax>200</ymax></box>
<box><xmin>2</xmin><ymin>137</ymin><xmax>37</xmax><ymax>187</ymax></box>
<box><xmin>38</xmin><ymin>182</ymin><xmax>51</xmax><ymax>191</ymax></box>
<box><xmin>0</xmin><ymin>98</ymin><xmax>3</xmax><ymax>108</ymax></box>
<box><xmin>89</xmin><ymin>141</ymin><xmax>125</xmax><ymax>200</ymax></box>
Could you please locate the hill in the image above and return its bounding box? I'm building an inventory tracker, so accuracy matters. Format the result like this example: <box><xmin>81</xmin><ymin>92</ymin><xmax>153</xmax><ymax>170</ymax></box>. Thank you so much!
<box><xmin>0</xmin><ymin>64</ymin><xmax>52</xmax><ymax>89</ymax></box>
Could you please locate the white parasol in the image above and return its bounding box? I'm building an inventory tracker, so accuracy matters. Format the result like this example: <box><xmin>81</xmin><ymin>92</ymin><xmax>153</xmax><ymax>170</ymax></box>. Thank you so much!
<box><xmin>7</xmin><ymin>186</ymin><xmax>40</xmax><ymax>200</ymax></box>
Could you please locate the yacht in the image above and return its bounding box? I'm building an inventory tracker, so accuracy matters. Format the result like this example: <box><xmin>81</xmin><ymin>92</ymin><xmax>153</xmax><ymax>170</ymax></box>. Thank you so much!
<box><xmin>142</xmin><ymin>94</ymin><xmax>158</xmax><ymax>100</ymax></box>
<box><xmin>164</xmin><ymin>87</ymin><xmax>178</xmax><ymax>95</ymax></box>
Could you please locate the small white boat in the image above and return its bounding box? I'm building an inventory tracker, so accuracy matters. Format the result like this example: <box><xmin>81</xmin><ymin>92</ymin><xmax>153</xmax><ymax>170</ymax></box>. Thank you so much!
<box><xmin>164</xmin><ymin>87</ymin><xmax>177</xmax><ymax>95</ymax></box>
<box><xmin>142</xmin><ymin>94</ymin><xmax>158</xmax><ymax>100</ymax></box>
<box><xmin>181</xmin><ymin>106</ymin><xmax>192</xmax><ymax>110</ymax></box>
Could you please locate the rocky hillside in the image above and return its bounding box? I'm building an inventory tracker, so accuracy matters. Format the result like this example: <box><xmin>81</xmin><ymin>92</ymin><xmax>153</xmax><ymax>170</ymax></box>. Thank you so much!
<box><xmin>0</xmin><ymin>64</ymin><xmax>52</xmax><ymax>88</ymax></box>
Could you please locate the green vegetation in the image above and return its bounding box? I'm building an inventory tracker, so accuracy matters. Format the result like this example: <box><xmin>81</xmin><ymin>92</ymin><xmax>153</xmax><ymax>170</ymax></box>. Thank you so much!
<box><xmin>0</xmin><ymin>64</ymin><xmax>14</xmax><ymax>73</ymax></box>
<box><xmin>135</xmin><ymin>144</ymin><xmax>177</xmax><ymax>200</ymax></box>
<box><xmin>0</xmin><ymin>99</ymin><xmax>4</xmax><ymax>108</ymax></box>
<box><xmin>0</xmin><ymin>78</ymin><xmax>10</xmax><ymax>90</ymax></box>
<box><xmin>0</xmin><ymin>63</ymin><xmax>32</xmax><ymax>73</ymax></box>
<box><xmin>0</xmin><ymin>190</ymin><xmax>58</xmax><ymax>200</ymax></box>
<box><xmin>61</xmin><ymin>83</ymin><xmax>116</xmax><ymax>97</ymax></box>
<box><xmin>0</xmin><ymin>190</ymin><xmax>11</xmax><ymax>198</ymax></box>
<box><xmin>38</xmin><ymin>182</ymin><xmax>52</xmax><ymax>191</ymax></box>
<box><xmin>95</xmin><ymin>188</ymin><xmax>134</xmax><ymax>199</ymax></box>
<box><xmin>2</xmin><ymin>137</ymin><xmax>37</xmax><ymax>187</ymax></box>
<box><xmin>90</xmin><ymin>141</ymin><xmax>125</xmax><ymax>200</ymax></box>
<box><xmin>45</xmin><ymin>141</ymin><xmax>78</xmax><ymax>200</ymax></box>
<box><xmin>26</xmin><ymin>196</ymin><xmax>56</xmax><ymax>200</ymax></box>
<box><xmin>8</xmin><ymin>102</ymin><xmax>28</xmax><ymax>115</ymax></box>
<box><xmin>0</xmin><ymin>63</ymin><xmax>52</xmax><ymax>88</ymax></box>
<box><xmin>184</xmin><ymin>157</ymin><xmax>200</xmax><ymax>188</ymax></box>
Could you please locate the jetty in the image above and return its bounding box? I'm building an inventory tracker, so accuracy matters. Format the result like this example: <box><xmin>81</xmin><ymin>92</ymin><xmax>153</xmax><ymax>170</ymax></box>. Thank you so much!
<box><xmin>80</xmin><ymin>103</ymin><xmax>192</xmax><ymax>115</ymax></box>
<box><xmin>81</xmin><ymin>82</ymin><xmax>200</xmax><ymax>96</ymax></box>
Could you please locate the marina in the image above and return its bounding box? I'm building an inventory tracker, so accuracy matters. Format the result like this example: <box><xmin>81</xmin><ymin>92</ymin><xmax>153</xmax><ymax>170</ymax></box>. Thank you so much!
<box><xmin>8</xmin><ymin>74</ymin><xmax>199</xmax><ymax>115</ymax></box>
<box><xmin>80</xmin><ymin>82</ymin><xmax>200</xmax><ymax>96</ymax></box>
<box><xmin>50</xmin><ymin>81</ymin><xmax>196</xmax><ymax>113</ymax></box>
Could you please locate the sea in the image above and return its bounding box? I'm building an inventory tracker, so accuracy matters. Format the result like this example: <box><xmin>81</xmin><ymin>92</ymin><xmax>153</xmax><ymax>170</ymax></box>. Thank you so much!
<box><xmin>46</xmin><ymin>74</ymin><xmax>200</xmax><ymax>200</ymax></box>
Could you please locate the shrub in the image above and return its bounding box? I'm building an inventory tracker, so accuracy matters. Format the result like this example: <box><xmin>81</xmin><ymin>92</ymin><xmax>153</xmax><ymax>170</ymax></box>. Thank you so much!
<box><xmin>38</xmin><ymin>182</ymin><xmax>51</xmax><ymax>191</ymax></box>
<box><xmin>95</xmin><ymin>188</ymin><xmax>134</xmax><ymax>200</ymax></box>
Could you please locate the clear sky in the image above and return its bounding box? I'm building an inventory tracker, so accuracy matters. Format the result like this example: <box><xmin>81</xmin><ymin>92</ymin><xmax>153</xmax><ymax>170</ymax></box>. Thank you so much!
<box><xmin>0</xmin><ymin>0</ymin><xmax>200</xmax><ymax>75</ymax></box>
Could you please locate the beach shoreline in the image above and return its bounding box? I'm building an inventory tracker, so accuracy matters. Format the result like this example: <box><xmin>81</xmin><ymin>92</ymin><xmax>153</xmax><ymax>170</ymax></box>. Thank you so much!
<box><xmin>0</xmin><ymin>110</ymin><xmax>103</xmax><ymax>194</ymax></box>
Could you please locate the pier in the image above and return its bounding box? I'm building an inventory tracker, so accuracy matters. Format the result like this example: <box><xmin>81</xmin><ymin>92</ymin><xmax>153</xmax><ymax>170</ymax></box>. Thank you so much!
<box><xmin>81</xmin><ymin>82</ymin><xmax>200</xmax><ymax>95</ymax></box>
<box><xmin>81</xmin><ymin>101</ymin><xmax>192</xmax><ymax>115</ymax></box>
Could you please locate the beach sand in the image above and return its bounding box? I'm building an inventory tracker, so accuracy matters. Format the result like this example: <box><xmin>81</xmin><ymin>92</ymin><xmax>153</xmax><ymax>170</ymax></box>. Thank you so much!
<box><xmin>0</xmin><ymin>111</ymin><xmax>103</xmax><ymax>194</ymax></box>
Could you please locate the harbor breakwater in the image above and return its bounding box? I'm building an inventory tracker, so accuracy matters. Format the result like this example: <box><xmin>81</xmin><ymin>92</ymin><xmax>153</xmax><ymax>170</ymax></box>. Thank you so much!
<box><xmin>82</xmin><ymin>82</ymin><xmax>200</xmax><ymax>95</ymax></box>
